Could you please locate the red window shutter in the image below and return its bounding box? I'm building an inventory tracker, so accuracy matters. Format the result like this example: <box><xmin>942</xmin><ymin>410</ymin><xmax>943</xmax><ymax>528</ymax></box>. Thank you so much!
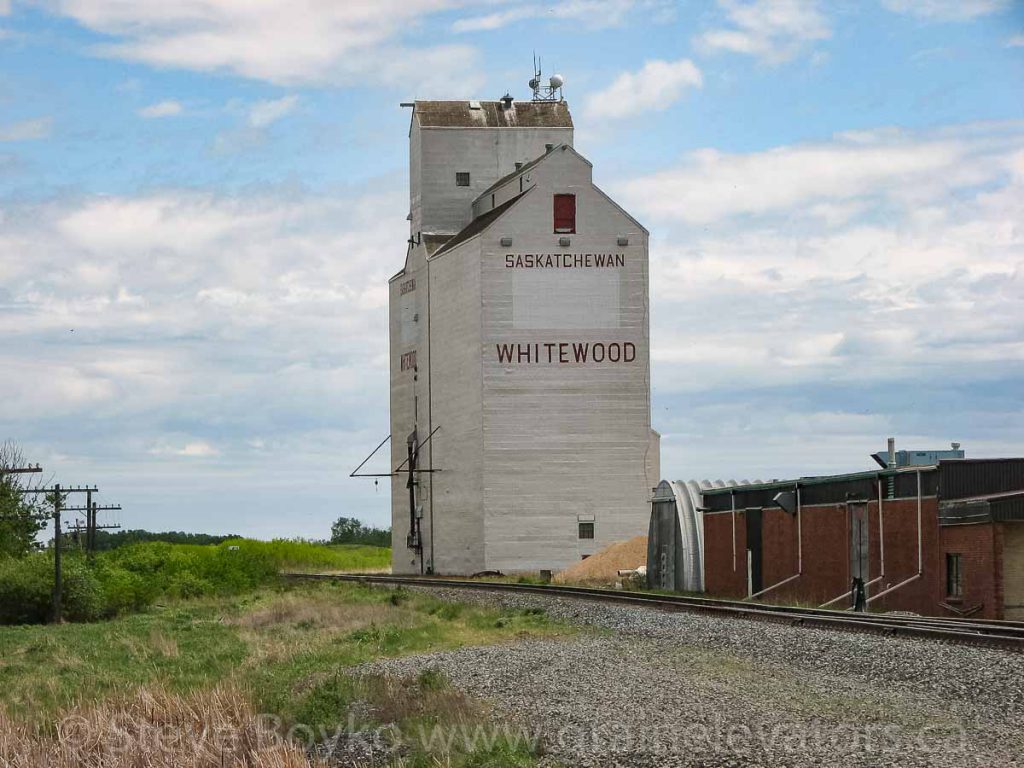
<box><xmin>553</xmin><ymin>194</ymin><xmax>576</xmax><ymax>233</ymax></box>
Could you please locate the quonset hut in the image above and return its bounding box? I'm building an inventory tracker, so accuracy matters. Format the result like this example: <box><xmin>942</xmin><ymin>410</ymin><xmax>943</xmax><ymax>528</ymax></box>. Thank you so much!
<box><xmin>388</xmin><ymin>94</ymin><xmax>659</xmax><ymax>575</ymax></box>
<box><xmin>648</xmin><ymin>480</ymin><xmax>756</xmax><ymax>593</ymax></box>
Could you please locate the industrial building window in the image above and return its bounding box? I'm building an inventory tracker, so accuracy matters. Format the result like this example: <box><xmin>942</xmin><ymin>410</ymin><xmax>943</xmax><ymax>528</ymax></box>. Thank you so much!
<box><xmin>578</xmin><ymin>522</ymin><xmax>594</xmax><ymax>539</ymax></box>
<box><xmin>455</xmin><ymin>171</ymin><xmax>470</xmax><ymax>187</ymax></box>
<box><xmin>946</xmin><ymin>553</ymin><xmax>963</xmax><ymax>598</ymax></box>
<box><xmin>554</xmin><ymin>194</ymin><xmax>576</xmax><ymax>233</ymax></box>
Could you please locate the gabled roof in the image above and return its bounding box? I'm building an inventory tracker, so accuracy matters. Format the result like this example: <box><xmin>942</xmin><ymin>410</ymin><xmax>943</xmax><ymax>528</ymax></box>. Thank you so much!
<box><xmin>433</xmin><ymin>191</ymin><xmax>530</xmax><ymax>257</ymax></box>
<box><xmin>475</xmin><ymin>146</ymin><xmax>557</xmax><ymax>201</ymax></box>
<box><xmin>414</xmin><ymin>100</ymin><xmax>573</xmax><ymax>128</ymax></box>
<box><xmin>466</xmin><ymin>143</ymin><xmax>647</xmax><ymax>236</ymax></box>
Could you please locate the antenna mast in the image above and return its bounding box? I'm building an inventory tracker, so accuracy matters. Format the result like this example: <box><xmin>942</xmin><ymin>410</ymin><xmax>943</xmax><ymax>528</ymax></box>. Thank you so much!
<box><xmin>529</xmin><ymin>55</ymin><xmax>564</xmax><ymax>102</ymax></box>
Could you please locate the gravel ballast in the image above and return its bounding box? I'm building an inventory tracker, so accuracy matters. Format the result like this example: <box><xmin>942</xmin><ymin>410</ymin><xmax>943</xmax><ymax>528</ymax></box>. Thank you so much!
<box><xmin>352</xmin><ymin>586</ymin><xmax>1024</xmax><ymax>767</ymax></box>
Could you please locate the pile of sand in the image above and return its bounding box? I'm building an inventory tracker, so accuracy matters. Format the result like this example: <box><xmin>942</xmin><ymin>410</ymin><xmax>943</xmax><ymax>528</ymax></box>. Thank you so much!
<box><xmin>554</xmin><ymin>535</ymin><xmax>647</xmax><ymax>585</ymax></box>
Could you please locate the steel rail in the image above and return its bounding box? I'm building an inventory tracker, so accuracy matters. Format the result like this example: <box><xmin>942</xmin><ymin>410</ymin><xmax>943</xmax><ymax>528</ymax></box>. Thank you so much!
<box><xmin>284</xmin><ymin>574</ymin><xmax>1024</xmax><ymax>652</ymax></box>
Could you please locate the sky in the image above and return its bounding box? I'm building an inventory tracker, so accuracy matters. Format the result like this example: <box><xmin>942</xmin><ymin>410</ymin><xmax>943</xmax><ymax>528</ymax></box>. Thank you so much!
<box><xmin>1</xmin><ymin>0</ymin><xmax>1022</xmax><ymax>540</ymax></box>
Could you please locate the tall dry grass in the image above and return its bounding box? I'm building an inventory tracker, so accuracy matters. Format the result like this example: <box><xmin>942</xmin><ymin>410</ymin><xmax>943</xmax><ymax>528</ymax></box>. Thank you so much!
<box><xmin>0</xmin><ymin>685</ymin><xmax>327</xmax><ymax>768</ymax></box>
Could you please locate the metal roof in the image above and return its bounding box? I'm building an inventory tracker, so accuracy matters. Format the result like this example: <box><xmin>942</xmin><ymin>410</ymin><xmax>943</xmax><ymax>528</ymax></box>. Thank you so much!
<box><xmin>699</xmin><ymin>458</ymin><xmax>1024</xmax><ymax>514</ymax></box>
<box><xmin>432</xmin><ymin>191</ymin><xmax>529</xmax><ymax>257</ymax></box>
<box><xmin>474</xmin><ymin>147</ymin><xmax>555</xmax><ymax>202</ymax></box>
<box><xmin>939</xmin><ymin>458</ymin><xmax>1024</xmax><ymax>500</ymax></box>
<box><xmin>414</xmin><ymin>100</ymin><xmax>573</xmax><ymax>128</ymax></box>
<box><xmin>939</xmin><ymin>490</ymin><xmax>1024</xmax><ymax>525</ymax></box>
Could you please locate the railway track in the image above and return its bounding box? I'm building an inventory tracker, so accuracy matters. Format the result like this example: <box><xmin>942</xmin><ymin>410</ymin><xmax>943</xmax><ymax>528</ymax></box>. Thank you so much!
<box><xmin>286</xmin><ymin>573</ymin><xmax>1024</xmax><ymax>652</ymax></box>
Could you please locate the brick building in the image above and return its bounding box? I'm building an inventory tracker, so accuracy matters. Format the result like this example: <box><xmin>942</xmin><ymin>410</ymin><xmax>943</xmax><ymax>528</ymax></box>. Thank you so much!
<box><xmin>693</xmin><ymin>459</ymin><xmax>1024</xmax><ymax>619</ymax></box>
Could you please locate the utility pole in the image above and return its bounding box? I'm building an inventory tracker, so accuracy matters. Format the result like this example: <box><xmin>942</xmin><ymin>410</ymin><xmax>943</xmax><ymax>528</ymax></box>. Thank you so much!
<box><xmin>63</xmin><ymin>503</ymin><xmax>121</xmax><ymax>556</ymax></box>
<box><xmin>0</xmin><ymin>464</ymin><xmax>42</xmax><ymax>476</ymax></box>
<box><xmin>53</xmin><ymin>485</ymin><xmax>62</xmax><ymax>623</ymax></box>
<box><xmin>18</xmin><ymin>484</ymin><xmax>97</xmax><ymax>623</ymax></box>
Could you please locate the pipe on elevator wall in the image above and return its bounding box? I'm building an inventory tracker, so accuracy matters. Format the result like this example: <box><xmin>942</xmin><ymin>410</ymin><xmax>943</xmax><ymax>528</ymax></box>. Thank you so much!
<box><xmin>866</xmin><ymin>469</ymin><xmax>924</xmax><ymax>605</ymax></box>
<box><xmin>877</xmin><ymin>479</ymin><xmax>885</xmax><ymax>579</ymax></box>
<box><xmin>731</xmin><ymin>490</ymin><xmax>737</xmax><ymax>573</ymax></box>
<box><xmin>747</xmin><ymin>483</ymin><xmax>802</xmax><ymax>601</ymax></box>
<box><xmin>854</xmin><ymin>480</ymin><xmax>888</xmax><ymax>599</ymax></box>
<box><xmin>797</xmin><ymin>484</ymin><xmax>802</xmax><ymax>573</ymax></box>
<box><xmin>426</xmin><ymin>255</ymin><xmax>435</xmax><ymax>575</ymax></box>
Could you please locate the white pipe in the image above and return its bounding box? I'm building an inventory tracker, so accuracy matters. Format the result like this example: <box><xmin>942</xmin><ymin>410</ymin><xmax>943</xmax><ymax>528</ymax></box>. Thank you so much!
<box><xmin>921</xmin><ymin>473</ymin><xmax>929</xmax><ymax>573</ymax></box>
<box><xmin>746</xmin><ymin>550</ymin><xmax>753</xmax><ymax>598</ymax></box>
<box><xmin>749</xmin><ymin>572</ymin><xmax>800</xmax><ymax>600</ymax></box>
<box><xmin>820</xmin><ymin>587</ymin><xmax>854</xmax><ymax>608</ymax></box>
<box><xmin>867</xmin><ymin>469</ymin><xmax>923</xmax><ymax>605</ymax></box>
<box><xmin>797</xmin><ymin>485</ymin><xmax>803</xmax><ymax>573</ymax></box>
<box><xmin>731</xmin><ymin>492</ymin><xmax>737</xmax><ymax>573</ymax></box>
<box><xmin>866</xmin><ymin>572</ymin><xmax>921</xmax><ymax>603</ymax></box>
<box><xmin>747</xmin><ymin>484</ymin><xmax>803</xmax><ymax>601</ymax></box>
<box><xmin>877</xmin><ymin>480</ymin><xmax>885</xmax><ymax>578</ymax></box>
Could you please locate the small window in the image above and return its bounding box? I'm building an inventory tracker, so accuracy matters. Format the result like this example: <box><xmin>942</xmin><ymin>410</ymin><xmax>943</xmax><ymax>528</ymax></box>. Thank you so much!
<box><xmin>554</xmin><ymin>193</ymin><xmax>576</xmax><ymax>233</ymax></box>
<box><xmin>578</xmin><ymin>522</ymin><xmax>594</xmax><ymax>540</ymax></box>
<box><xmin>946</xmin><ymin>553</ymin><xmax>963</xmax><ymax>598</ymax></box>
<box><xmin>455</xmin><ymin>171</ymin><xmax>470</xmax><ymax>187</ymax></box>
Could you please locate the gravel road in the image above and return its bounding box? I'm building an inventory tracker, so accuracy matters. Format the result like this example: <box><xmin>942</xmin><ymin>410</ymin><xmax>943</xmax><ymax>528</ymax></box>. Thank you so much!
<box><xmin>355</xmin><ymin>586</ymin><xmax>1024</xmax><ymax>767</ymax></box>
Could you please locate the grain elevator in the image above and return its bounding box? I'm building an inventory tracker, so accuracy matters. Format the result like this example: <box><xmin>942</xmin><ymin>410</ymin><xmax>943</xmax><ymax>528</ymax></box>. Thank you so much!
<box><xmin>389</xmin><ymin>75</ymin><xmax>659</xmax><ymax>575</ymax></box>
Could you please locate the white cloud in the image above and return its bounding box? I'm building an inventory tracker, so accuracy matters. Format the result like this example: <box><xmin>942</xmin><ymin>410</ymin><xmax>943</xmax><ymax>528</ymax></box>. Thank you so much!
<box><xmin>177</xmin><ymin>441</ymin><xmax>219</xmax><ymax>457</ymax></box>
<box><xmin>631</xmin><ymin>121</ymin><xmax>1024</xmax><ymax>408</ymax></box>
<box><xmin>880</xmin><ymin>0</ymin><xmax>1010</xmax><ymax>21</ymax></box>
<box><xmin>0</xmin><ymin>187</ymin><xmax>401</xmax><ymax>418</ymax></box>
<box><xmin>618</xmin><ymin>123</ymin><xmax>1021</xmax><ymax>224</ymax></box>
<box><xmin>452</xmin><ymin>0</ymin><xmax>643</xmax><ymax>32</ymax></box>
<box><xmin>46</xmin><ymin>0</ymin><xmax>481</xmax><ymax>91</ymax></box>
<box><xmin>1007</xmin><ymin>34</ymin><xmax>1024</xmax><ymax>47</ymax></box>
<box><xmin>138</xmin><ymin>100</ymin><xmax>183</xmax><ymax>118</ymax></box>
<box><xmin>0</xmin><ymin>117</ymin><xmax>52</xmax><ymax>141</ymax></box>
<box><xmin>696</xmin><ymin>0</ymin><xmax>831</xmax><ymax>64</ymax></box>
<box><xmin>247</xmin><ymin>95</ymin><xmax>298</xmax><ymax>128</ymax></box>
<box><xmin>0</xmin><ymin>185</ymin><xmax>403</xmax><ymax>533</ymax></box>
<box><xmin>583</xmin><ymin>59</ymin><xmax>702</xmax><ymax>120</ymax></box>
<box><xmin>453</xmin><ymin>5</ymin><xmax>536</xmax><ymax>31</ymax></box>
<box><xmin>146</xmin><ymin>440</ymin><xmax>220</xmax><ymax>457</ymax></box>
<box><xmin>0</xmin><ymin>0</ymin><xmax>9</xmax><ymax>14</ymax></box>
<box><xmin>179</xmin><ymin>444</ymin><xmax>219</xmax><ymax>456</ymax></box>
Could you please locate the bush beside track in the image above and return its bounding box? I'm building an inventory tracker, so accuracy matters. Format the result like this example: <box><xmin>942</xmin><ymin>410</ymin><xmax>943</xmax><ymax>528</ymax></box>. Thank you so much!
<box><xmin>0</xmin><ymin>539</ymin><xmax>390</xmax><ymax>625</ymax></box>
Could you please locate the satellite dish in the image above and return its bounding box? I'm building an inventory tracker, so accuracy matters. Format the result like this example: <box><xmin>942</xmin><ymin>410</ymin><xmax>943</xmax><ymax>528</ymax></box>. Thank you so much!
<box><xmin>529</xmin><ymin>77</ymin><xmax>540</xmax><ymax>90</ymax></box>
<box><xmin>549</xmin><ymin>74</ymin><xmax>564</xmax><ymax>88</ymax></box>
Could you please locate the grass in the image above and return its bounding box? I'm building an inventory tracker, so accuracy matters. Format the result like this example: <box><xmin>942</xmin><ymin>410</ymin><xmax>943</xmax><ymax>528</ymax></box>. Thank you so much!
<box><xmin>223</xmin><ymin>539</ymin><xmax>391</xmax><ymax>573</ymax></box>
<box><xmin>0</xmin><ymin>539</ymin><xmax>392</xmax><ymax>627</ymax></box>
<box><xmin>0</xmin><ymin>580</ymin><xmax>572</xmax><ymax>767</ymax></box>
<box><xmin>0</xmin><ymin>684</ymin><xmax>331</xmax><ymax>767</ymax></box>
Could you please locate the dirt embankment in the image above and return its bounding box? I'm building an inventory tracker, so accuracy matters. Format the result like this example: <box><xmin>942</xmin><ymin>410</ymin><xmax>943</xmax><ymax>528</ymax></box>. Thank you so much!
<box><xmin>553</xmin><ymin>535</ymin><xmax>647</xmax><ymax>585</ymax></box>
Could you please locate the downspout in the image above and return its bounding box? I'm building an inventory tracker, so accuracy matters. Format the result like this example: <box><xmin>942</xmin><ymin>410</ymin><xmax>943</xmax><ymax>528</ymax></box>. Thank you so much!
<box><xmin>861</xmin><ymin>479</ymin><xmax>886</xmax><ymax>593</ymax></box>
<box><xmin>822</xmin><ymin>475</ymin><xmax>892</xmax><ymax>607</ymax></box>
<box><xmin>878</xmin><ymin>479</ymin><xmax>885</xmax><ymax>579</ymax></box>
<box><xmin>731</xmin><ymin>490</ymin><xmax>737</xmax><ymax>573</ymax></box>
<box><xmin>797</xmin><ymin>483</ymin><xmax>802</xmax><ymax>573</ymax></box>
<box><xmin>867</xmin><ymin>469</ymin><xmax>923</xmax><ymax>604</ymax></box>
<box><xmin>748</xmin><ymin>483</ymin><xmax>802</xmax><ymax>600</ymax></box>
<box><xmin>426</xmin><ymin>255</ymin><xmax>435</xmax><ymax>575</ymax></box>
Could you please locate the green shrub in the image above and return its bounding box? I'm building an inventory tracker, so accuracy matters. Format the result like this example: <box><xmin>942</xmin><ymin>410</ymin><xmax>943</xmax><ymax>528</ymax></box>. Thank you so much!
<box><xmin>0</xmin><ymin>553</ymin><xmax>104</xmax><ymax>624</ymax></box>
<box><xmin>0</xmin><ymin>555</ymin><xmax>52</xmax><ymax>624</ymax></box>
<box><xmin>0</xmin><ymin>537</ymin><xmax>391</xmax><ymax>626</ymax></box>
<box><xmin>97</xmin><ymin>541</ymin><xmax>277</xmax><ymax>599</ymax></box>
<box><xmin>217</xmin><ymin>538</ymin><xmax>390</xmax><ymax>573</ymax></box>
<box><xmin>167</xmin><ymin>571</ymin><xmax>214</xmax><ymax>600</ymax></box>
